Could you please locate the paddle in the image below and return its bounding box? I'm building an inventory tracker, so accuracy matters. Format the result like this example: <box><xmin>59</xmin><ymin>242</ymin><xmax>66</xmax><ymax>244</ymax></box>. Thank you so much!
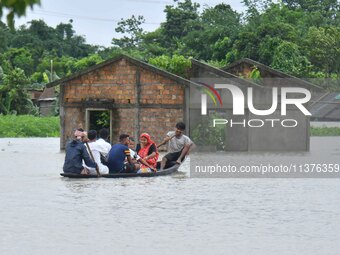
<box><xmin>138</xmin><ymin>157</ymin><xmax>157</xmax><ymax>172</ymax></box>
<box><xmin>85</xmin><ymin>142</ymin><xmax>100</xmax><ymax>176</ymax></box>
<box><xmin>157</xmin><ymin>134</ymin><xmax>176</xmax><ymax>148</ymax></box>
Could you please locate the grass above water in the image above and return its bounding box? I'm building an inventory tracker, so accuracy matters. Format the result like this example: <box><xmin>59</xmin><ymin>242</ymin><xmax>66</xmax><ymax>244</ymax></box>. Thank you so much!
<box><xmin>0</xmin><ymin>115</ymin><xmax>59</xmax><ymax>137</ymax></box>
<box><xmin>310</xmin><ymin>127</ymin><xmax>340</xmax><ymax>136</ymax></box>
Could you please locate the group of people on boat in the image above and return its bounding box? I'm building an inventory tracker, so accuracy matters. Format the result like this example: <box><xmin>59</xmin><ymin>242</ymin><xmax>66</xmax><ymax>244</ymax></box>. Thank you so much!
<box><xmin>63</xmin><ymin>122</ymin><xmax>195</xmax><ymax>175</ymax></box>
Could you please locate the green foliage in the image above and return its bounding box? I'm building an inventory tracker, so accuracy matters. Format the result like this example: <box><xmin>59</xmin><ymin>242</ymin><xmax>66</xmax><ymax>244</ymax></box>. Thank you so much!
<box><xmin>148</xmin><ymin>54</ymin><xmax>191</xmax><ymax>78</ymax></box>
<box><xmin>304</xmin><ymin>26</ymin><xmax>340</xmax><ymax>75</ymax></box>
<box><xmin>191</xmin><ymin>114</ymin><xmax>226</xmax><ymax>150</ymax></box>
<box><xmin>72</xmin><ymin>54</ymin><xmax>103</xmax><ymax>72</ymax></box>
<box><xmin>112</xmin><ymin>15</ymin><xmax>145</xmax><ymax>49</ymax></box>
<box><xmin>0</xmin><ymin>115</ymin><xmax>59</xmax><ymax>137</ymax></box>
<box><xmin>0</xmin><ymin>0</ymin><xmax>339</xmax><ymax>98</ymax></box>
<box><xmin>1</xmin><ymin>47</ymin><xmax>34</xmax><ymax>75</ymax></box>
<box><xmin>0</xmin><ymin>0</ymin><xmax>40</xmax><ymax>29</ymax></box>
<box><xmin>311</xmin><ymin>127</ymin><xmax>340</xmax><ymax>136</ymax></box>
<box><xmin>272</xmin><ymin>41</ymin><xmax>311</xmax><ymax>76</ymax></box>
<box><xmin>0</xmin><ymin>68</ymin><xmax>36</xmax><ymax>115</ymax></box>
<box><xmin>163</xmin><ymin>0</ymin><xmax>200</xmax><ymax>41</ymax></box>
<box><xmin>248</xmin><ymin>66</ymin><xmax>262</xmax><ymax>83</ymax></box>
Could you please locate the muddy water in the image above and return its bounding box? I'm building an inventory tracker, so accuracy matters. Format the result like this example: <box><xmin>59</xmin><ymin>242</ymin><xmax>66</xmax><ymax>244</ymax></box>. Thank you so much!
<box><xmin>0</xmin><ymin>138</ymin><xmax>339</xmax><ymax>255</ymax></box>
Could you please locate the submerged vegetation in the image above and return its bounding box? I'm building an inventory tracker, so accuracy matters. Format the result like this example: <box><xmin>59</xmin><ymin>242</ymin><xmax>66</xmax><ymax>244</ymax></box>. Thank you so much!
<box><xmin>0</xmin><ymin>115</ymin><xmax>59</xmax><ymax>137</ymax></box>
<box><xmin>310</xmin><ymin>127</ymin><xmax>340</xmax><ymax>136</ymax></box>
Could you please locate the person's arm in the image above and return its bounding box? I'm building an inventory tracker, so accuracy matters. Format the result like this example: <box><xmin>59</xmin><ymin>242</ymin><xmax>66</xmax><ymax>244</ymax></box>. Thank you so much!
<box><xmin>187</xmin><ymin>141</ymin><xmax>196</xmax><ymax>154</ymax></box>
<box><xmin>138</xmin><ymin>158</ymin><xmax>157</xmax><ymax>172</ymax></box>
<box><xmin>144</xmin><ymin>144</ymin><xmax>157</xmax><ymax>160</ymax></box>
<box><xmin>176</xmin><ymin>143</ymin><xmax>190</xmax><ymax>164</ymax></box>
<box><xmin>157</xmin><ymin>134</ymin><xmax>175</xmax><ymax>148</ymax></box>
<box><xmin>124</xmin><ymin>148</ymin><xmax>135</xmax><ymax>165</ymax></box>
<box><xmin>126</xmin><ymin>155</ymin><xmax>134</xmax><ymax>165</ymax></box>
<box><xmin>144</xmin><ymin>152</ymin><xmax>156</xmax><ymax>160</ymax></box>
<box><xmin>176</xmin><ymin>138</ymin><xmax>195</xmax><ymax>164</ymax></box>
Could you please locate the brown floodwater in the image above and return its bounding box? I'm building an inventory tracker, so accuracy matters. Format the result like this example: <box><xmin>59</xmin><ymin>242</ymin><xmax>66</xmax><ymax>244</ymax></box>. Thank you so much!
<box><xmin>0</xmin><ymin>137</ymin><xmax>339</xmax><ymax>255</ymax></box>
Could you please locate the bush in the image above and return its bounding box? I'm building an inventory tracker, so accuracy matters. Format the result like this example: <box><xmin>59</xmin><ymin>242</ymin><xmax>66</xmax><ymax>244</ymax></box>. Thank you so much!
<box><xmin>191</xmin><ymin>114</ymin><xmax>226</xmax><ymax>151</ymax></box>
<box><xmin>0</xmin><ymin>115</ymin><xmax>59</xmax><ymax>137</ymax></box>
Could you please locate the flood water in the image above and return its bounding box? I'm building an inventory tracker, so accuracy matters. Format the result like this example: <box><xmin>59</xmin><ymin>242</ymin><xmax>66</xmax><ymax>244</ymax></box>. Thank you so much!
<box><xmin>0</xmin><ymin>138</ymin><xmax>340</xmax><ymax>255</ymax></box>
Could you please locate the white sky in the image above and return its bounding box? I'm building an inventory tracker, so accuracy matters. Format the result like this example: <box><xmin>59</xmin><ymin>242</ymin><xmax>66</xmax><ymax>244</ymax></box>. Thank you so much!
<box><xmin>3</xmin><ymin>0</ymin><xmax>247</xmax><ymax>47</ymax></box>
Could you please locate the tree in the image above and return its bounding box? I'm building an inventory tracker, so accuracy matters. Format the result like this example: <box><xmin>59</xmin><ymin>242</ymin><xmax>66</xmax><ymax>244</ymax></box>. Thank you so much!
<box><xmin>304</xmin><ymin>26</ymin><xmax>340</xmax><ymax>75</ymax></box>
<box><xmin>2</xmin><ymin>47</ymin><xmax>35</xmax><ymax>75</ymax></box>
<box><xmin>0</xmin><ymin>0</ymin><xmax>40</xmax><ymax>28</ymax></box>
<box><xmin>112</xmin><ymin>15</ymin><xmax>145</xmax><ymax>49</ymax></box>
<box><xmin>161</xmin><ymin>0</ymin><xmax>200</xmax><ymax>50</ymax></box>
<box><xmin>0</xmin><ymin>21</ymin><xmax>12</xmax><ymax>53</ymax></box>
<box><xmin>181</xmin><ymin>3</ymin><xmax>241</xmax><ymax>61</ymax></box>
<box><xmin>271</xmin><ymin>41</ymin><xmax>311</xmax><ymax>76</ymax></box>
<box><xmin>0</xmin><ymin>68</ymin><xmax>36</xmax><ymax>115</ymax></box>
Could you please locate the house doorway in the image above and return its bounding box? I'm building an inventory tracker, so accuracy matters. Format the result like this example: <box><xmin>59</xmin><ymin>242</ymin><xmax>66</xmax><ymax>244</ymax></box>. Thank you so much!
<box><xmin>85</xmin><ymin>109</ymin><xmax>112</xmax><ymax>144</ymax></box>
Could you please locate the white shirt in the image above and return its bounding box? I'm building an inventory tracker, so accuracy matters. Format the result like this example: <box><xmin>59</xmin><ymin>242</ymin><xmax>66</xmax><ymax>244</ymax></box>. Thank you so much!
<box><xmin>166</xmin><ymin>131</ymin><xmax>193</xmax><ymax>153</ymax></box>
<box><xmin>83</xmin><ymin>140</ymin><xmax>109</xmax><ymax>174</ymax></box>
<box><xmin>95</xmin><ymin>138</ymin><xmax>111</xmax><ymax>156</ymax></box>
<box><xmin>129</xmin><ymin>148</ymin><xmax>140</xmax><ymax>160</ymax></box>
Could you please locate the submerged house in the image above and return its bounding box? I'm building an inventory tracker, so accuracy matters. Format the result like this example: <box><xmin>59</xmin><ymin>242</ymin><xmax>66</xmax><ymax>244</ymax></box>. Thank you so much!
<box><xmin>47</xmin><ymin>54</ymin><xmax>321</xmax><ymax>152</ymax></box>
<box><xmin>310</xmin><ymin>92</ymin><xmax>340</xmax><ymax>121</ymax></box>
<box><xmin>38</xmin><ymin>87</ymin><xmax>57</xmax><ymax>116</ymax></box>
<box><xmin>218</xmin><ymin>58</ymin><xmax>325</xmax><ymax>151</ymax></box>
<box><xmin>46</xmin><ymin>55</ymin><xmax>195</xmax><ymax>149</ymax></box>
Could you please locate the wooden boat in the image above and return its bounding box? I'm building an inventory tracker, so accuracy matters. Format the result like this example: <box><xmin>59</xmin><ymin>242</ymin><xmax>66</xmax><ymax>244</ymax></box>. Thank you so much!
<box><xmin>60</xmin><ymin>163</ymin><xmax>180</xmax><ymax>179</ymax></box>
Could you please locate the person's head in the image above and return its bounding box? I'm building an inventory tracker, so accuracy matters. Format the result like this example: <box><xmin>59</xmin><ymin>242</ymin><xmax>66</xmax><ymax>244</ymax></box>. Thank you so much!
<box><xmin>129</xmin><ymin>137</ymin><xmax>135</xmax><ymax>149</ymax></box>
<box><xmin>74</xmin><ymin>128</ymin><xmax>87</xmax><ymax>141</ymax></box>
<box><xmin>99</xmin><ymin>128</ymin><xmax>109</xmax><ymax>140</ymax></box>
<box><xmin>119</xmin><ymin>134</ymin><xmax>130</xmax><ymax>146</ymax></box>
<box><xmin>87</xmin><ymin>130</ymin><xmax>97</xmax><ymax>141</ymax></box>
<box><xmin>175</xmin><ymin>122</ymin><xmax>185</xmax><ymax>137</ymax></box>
<box><xmin>140</xmin><ymin>133</ymin><xmax>151</xmax><ymax>147</ymax></box>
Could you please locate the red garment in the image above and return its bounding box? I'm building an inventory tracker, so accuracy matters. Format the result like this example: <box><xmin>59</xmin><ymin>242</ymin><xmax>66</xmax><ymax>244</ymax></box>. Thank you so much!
<box><xmin>138</xmin><ymin>133</ymin><xmax>159</xmax><ymax>168</ymax></box>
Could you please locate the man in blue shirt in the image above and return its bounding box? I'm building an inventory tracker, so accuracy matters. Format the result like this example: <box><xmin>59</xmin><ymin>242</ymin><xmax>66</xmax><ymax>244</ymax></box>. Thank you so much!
<box><xmin>107</xmin><ymin>134</ymin><xmax>138</xmax><ymax>173</ymax></box>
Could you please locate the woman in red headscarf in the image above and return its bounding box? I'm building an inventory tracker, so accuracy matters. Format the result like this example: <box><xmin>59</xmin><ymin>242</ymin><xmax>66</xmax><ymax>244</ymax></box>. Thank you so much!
<box><xmin>136</xmin><ymin>133</ymin><xmax>159</xmax><ymax>169</ymax></box>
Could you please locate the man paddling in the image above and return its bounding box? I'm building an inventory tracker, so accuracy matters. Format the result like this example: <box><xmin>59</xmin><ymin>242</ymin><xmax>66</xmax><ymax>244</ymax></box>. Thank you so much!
<box><xmin>63</xmin><ymin>128</ymin><xmax>97</xmax><ymax>175</ymax></box>
<box><xmin>158</xmin><ymin>122</ymin><xmax>195</xmax><ymax>170</ymax></box>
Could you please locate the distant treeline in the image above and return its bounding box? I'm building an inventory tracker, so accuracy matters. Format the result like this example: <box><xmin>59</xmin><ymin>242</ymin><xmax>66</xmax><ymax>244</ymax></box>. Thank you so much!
<box><xmin>0</xmin><ymin>0</ymin><xmax>339</xmax><ymax>115</ymax></box>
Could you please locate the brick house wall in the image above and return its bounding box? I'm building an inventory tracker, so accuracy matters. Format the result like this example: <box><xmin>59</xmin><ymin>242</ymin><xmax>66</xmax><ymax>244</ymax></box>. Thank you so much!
<box><xmin>50</xmin><ymin>56</ymin><xmax>190</xmax><ymax>149</ymax></box>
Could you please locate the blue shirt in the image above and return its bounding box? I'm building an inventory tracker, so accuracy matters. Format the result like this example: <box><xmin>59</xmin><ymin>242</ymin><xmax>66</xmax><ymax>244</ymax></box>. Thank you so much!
<box><xmin>107</xmin><ymin>143</ymin><xmax>130</xmax><ymax>173</ymax></box>
<box><xmin>63</xmin><ymin>140</ymin><xmax>97</xmax><ymax>174</ymax></box>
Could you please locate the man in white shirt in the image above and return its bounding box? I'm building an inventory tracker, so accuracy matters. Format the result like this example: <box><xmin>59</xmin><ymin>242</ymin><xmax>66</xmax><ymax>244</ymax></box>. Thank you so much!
<box><xmin>158</xmin><ymin>122</ymin><xmax>194</xmax><ymax>170</ymax></box>
<box><xmin>96</xmin><ymin>128</ymin><xmax>112</xmax><ymax>159</ymax></box>
<box><xmin>84</xmin><ymin>130</ymin><xmax>109</xmax><ymax>174</ymax></box>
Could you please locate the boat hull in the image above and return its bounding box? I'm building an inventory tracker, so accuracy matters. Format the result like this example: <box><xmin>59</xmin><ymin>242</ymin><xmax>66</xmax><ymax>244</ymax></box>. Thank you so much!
<box><xmin>60</xmin><ymin>164</ymin><xmax>179</xmax><ymax>178</ymax></box>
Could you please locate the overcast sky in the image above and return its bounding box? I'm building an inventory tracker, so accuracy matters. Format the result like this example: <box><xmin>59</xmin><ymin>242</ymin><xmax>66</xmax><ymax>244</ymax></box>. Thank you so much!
<box><xmin>4</xmin><ymin>0</ymin><xmax>247</xmax><ymax>47</ymax></box>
